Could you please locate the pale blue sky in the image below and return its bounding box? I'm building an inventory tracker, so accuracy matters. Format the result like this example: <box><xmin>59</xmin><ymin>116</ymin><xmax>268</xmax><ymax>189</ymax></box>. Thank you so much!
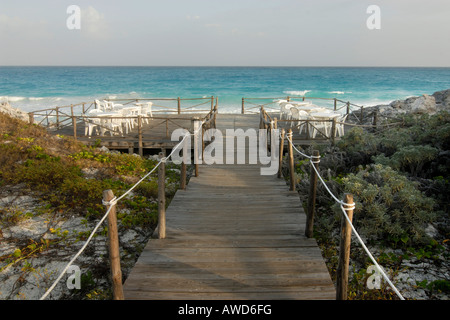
<box><xmin>1</xmin><ymin>0</ymin><xmax>449</xmax><ymax>66</ymax></box>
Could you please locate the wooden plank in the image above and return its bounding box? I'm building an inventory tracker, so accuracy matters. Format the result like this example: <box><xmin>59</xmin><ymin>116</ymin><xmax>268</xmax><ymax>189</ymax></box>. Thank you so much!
<box><xmin>121</xmin><ymin>115</ymin><xmax>335</xmax><ymax>300</ymax></box>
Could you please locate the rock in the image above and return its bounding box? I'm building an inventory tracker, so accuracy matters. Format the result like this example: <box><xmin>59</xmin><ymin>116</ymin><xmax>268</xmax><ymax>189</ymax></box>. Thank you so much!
<box><xmin>409</xmin><ymin>94</ymin><xmax>436</xmax><ymax>114</ymax></box>
<box><xmin>389</xmin><ymin>94</ymin><xmax>436</xmax><ymax>114</ymax></box>
<box><xmin>0</xmin><ymin>102</ymin><xmax>29</xmax><ymax>122</ymax></box>
<box><xmin>425</xmin><ymin>224</ymin><xmax>439</xmax><ymax>238</ymax></box>
<box><xmin>432</xmin><ymin>89</ymin><xmax>450</xmax><ymax>110</ymax></box>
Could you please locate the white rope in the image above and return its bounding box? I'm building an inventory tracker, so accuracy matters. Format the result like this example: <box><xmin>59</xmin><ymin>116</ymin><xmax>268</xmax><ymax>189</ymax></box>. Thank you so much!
<box><xmin>285</xmin><ymin>131</ymin><xmax>312</xmax><ymax>159</ymax></box>
<box><xmin>340</xmin><ymin>204</ymin><xmax>405</xmax><ymax>300</ymax></box>
<box><xmin>40</xmin><ymin>204</ymin><xmax>114</xmax><ymax>300</ymax></box>
<box><xmin>285</xmin><ymin>132</ymin><xmax>405</xmax><ymax>300</ymax></box>
<box><xmin>40</xmin><ymin>120</ymin><xmax>204</xmax><ymax>300</ymax></box>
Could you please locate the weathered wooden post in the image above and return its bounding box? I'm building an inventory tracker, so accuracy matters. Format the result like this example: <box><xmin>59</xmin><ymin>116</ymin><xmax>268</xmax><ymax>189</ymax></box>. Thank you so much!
<box><xmin>157</xmin><ymin>152</ymin><xmax>166</xmax><ymax>239</ymax></box>
<box><xmin>103</xmin><ymin>190</ymin><xmax>124</xmax><ymax>300</ymax></box>
<box><xmin>28</xmin><ymin>112</ymin><xmax>34</xmax><ymax>125</ymax></box>
<box><xmin>372</xmin><ymin>110</ymin><xmax>378</xmax><ymax>132</ymax></box>
<box><xmin>180</xmin><ymin>156</ymin><xmax>187</xmax><ymax>190</ymax></box>
<box><xmin>331</xmin><ymin>118</ymin><xmax>337</xmax><ymax>146</ymax></box>
<box><xmin>241</xmin><ymin>98</ymin><xmax>245</xmax><ymax>114</ymax></box>
<box><xmin>177</xmin><ymin>97</ymin><xmax>181</xmax><ymax>114</ymax></box>
<box><xmin>72</xmin><ymin>116</ymin><xmax>77</xmax><ymax>140</ymax></box>
<box><xmin>138</xmin><ymin>115</ymin><xmax>143</xmax><ymax>157</ymax></box>
<box><xmin>288</xmin><ymin>129</ymin><xmax>295</xmax><ymax>192</ymax></box>
<box><xmin>336</xmin><ymin>193</ymin><xmax>355</xmax><ymax>300</ymax></box>
<box><xmin>278</xmin><ymin>129</ymin><xmax>285</xmax><ymax>179</ymax></box>
<box><xmin>56</xmin><ymin>107</ymin><xmax>60</xmax><ymax>129</ymax></box>
<box><xmin>334</xmin><ymin>98</ymin><xmax>337</xmax><ymax>111</ymax></box>
<box><xmin>305</xmin><ymin>150</ymin><xmax>320</xmax><ymax>238</ymax></box>
<box><xmin>192</xmin><ymin>117</ymin><xmax>201</xmax><ymax>177</ymax></box>
<box><xmin>214</xmin><ymin>98</ymin><xmax>218</xmax><ymax>127</ymax></box>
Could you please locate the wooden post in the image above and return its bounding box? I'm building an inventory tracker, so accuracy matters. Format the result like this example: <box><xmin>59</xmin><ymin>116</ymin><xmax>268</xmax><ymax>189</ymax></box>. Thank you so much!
<box><xmin>72</xmin><ymin>116</ymin><xmax>77</xmax><ymax>140</ymax></box>
<box><xmin>241</xmin><ymin>98</ymin><xmax>245</xmax><ymax>114</ymax></box>
<box><xmin>192</xmin><ymin>117</ymin><xmax>200</xmax><ymax>177</ymax></box>
<box><xmin>103</xmin><ymin>190</ymin><xmax>124</xmax><ymax>300</ymax></box>
<box><xmin>56</xmin><ymin>107</ymin><xmax>60</xmax><ymax>129</ymax></box>
<box><xmin>211</xmin><ymin>96</ymin><xmax>214</xmax><ymax>111</ymax></box>
<box><xmin>331</xmin><ymin>118</ymin><xmax>337</xmax><ymax>146</ymax></box>
<box><xmin>165</xmin><ymin>119</ymin><xmax>169</xmax><ymax>138</ymax></box>
<box><xmin>372</xmin><ymin>110</ymin><xmax>378</xmax><ymax>132</ymax></box>
<box><xmin>181</xmin><ymin>162</ymin><xmax>187</xmax><ymax>190</ymax></box>
<box><xmin>214</xmin><ymin>97</ymin><xmax>218</xmax><ymax>127</ymax></box>
<box><xmin>138</xmin><ymin>116</ymin><xmax>143</xmax><ymax>157</ymax></box>
<box><xmin>346</xmin><ymin>102</ymin><xmax>350</xmax><ymax>115</ymax></box>
<box><xmin>305</xmin><ymin>150</ymin><xmax>320</xmax><ymax>238</ymax></box>
<box><xmin>28</xmin><ymin>113</ymin><xmax>34</xmax><ymax>125</ymax></box>
<box><xmin>278</xmin><ymin>129</ymin><xmax>285</xmax><ymax>179</ymax></box>
<box><xmin>157</xmin><ymin>152</ymin><xmax>166</xmax><ymax>239</ymax></box>
<box><xmin>177</xmin><ymin>97</ymin><xmax>181</xmax><ymax>114</ymax></box>
<box><xmin>334</xmin><ymin>98</ymin><xmax>337</xmax><ymax>111</ymax></box>
<box><xmin>336</xmin><ymin>193</ymin><xmax>355</xmax><ymax>300</ymax></box>
<box><xmin>288</xmin><ymin>129</ymin><xmax>295</xmax><ymax>192</ymax></box>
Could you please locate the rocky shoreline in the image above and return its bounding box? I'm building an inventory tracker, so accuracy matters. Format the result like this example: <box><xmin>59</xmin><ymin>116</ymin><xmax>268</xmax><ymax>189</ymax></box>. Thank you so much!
<box><xmin>351</xmin><ymin>89</ymin><xmax>450</xmax><ymax>123</ymax></box>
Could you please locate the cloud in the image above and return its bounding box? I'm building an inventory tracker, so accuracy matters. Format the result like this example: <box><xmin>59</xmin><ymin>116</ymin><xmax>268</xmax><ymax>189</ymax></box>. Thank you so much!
<box><xmin>80</xmin><ymin>6</ymin><xmax>110</xmax><ymax>40</ymax></box>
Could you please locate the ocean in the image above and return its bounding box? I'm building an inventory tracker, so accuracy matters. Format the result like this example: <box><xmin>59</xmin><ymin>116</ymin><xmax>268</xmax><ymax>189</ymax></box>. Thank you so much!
<box><xmin>1</xmin><ymin>66</ymin><xmax>449</xmax><ymax>113</ymax></box>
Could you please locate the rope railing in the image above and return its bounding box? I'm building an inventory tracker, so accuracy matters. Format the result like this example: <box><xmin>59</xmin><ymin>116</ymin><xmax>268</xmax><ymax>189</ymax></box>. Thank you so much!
<box><xmin>39</xmin><ymin>119</ymin><xmax>206</xmax><ymax>300</ymax></box>
<box><xmin>283</xmin><ymin>129</ymin><xmax>405</xmax><ymax>300</ymax></box>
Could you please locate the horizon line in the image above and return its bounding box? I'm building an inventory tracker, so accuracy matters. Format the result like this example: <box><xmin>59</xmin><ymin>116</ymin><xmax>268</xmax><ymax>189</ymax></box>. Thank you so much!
<box><xmin>1</xmin><ymin>65</ymin><xmax>450</xmax><ymax>68</ymax></box>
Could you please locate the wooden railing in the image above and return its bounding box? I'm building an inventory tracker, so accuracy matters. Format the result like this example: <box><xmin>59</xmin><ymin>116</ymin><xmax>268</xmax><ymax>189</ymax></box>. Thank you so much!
<box><xmin>243</xmin><ymin>96</ymin><xmax>383</xmax><ymax>126</ymax></box>
<box><xmin>28</xmin><ymin>96</ymin><xmax>217</xmax><ymax>130</ymax></box>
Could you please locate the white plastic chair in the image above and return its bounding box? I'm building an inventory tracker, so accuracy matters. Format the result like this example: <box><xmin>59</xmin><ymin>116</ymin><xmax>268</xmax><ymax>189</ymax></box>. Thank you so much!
<box><xmin>83</xmin><ymin>109</ymin><xmax>103</xmax><ymax>137</ymax></box>
<box><xmin>104</xmin><ymin>118</ymin><xmax>124</xmax><ymax>136</ymax></box>
<box><xmin>117</xmin><ymin>108</ymin><xmax>135</xmax><ymax>132</ymax></box>
<box><xmin>289</xmin><ymin>107</ymin><xmax>300</xmax><ymax>127</ymax></box>
<box><xmin>95</xmin><ymin>100</ymin><xmax>108</xmax><ymax>111</ymax></box>
<box><xmin>309</xmin><ymin>116</ymin><xmax>330</xmax><ymax>138</ymax></box>
<box><xmin>297</xmin><ymin>110</ymin><xmax>309</xmax><ymax>134</ymax></box>
<box><xmin>336</xmin><ymin>114</ymin><xmax>348</xmax><ymax>137</ymax></box>
<box><xmin>103</xmin><ymin>100</ymin><xmax>123</xmax><ymax>111</ymax></box>
<box><xmin>279</xmin><ymin>103</ymin><xmax>291</xmax><ymax>120</ymax></box>
<box><xmin>136</xmin><ymin>102</ymin><xmax>153</xmax><ymax>124</ymax></box>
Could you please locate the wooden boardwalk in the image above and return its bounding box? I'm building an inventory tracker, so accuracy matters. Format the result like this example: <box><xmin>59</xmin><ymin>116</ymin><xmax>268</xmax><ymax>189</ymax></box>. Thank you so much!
<box><xmin>122</xmin><ymin>114</ymin><xmax>336</xmax><ymax>300</ymax></box>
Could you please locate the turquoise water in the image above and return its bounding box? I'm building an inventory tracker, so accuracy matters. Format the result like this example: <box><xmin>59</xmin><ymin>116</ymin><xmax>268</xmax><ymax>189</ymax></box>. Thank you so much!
<box><xmin>1</xmin><ymin>66</ymin><xmax>449</xmax><ymax>113</ymax></box>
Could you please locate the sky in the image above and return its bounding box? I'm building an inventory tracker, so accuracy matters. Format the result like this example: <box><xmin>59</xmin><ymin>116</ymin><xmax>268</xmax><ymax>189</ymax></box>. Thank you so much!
<box><xmin>0</xmin><ymin>0</ymin><xmax>449</xmax><ymax>67</ymax></box>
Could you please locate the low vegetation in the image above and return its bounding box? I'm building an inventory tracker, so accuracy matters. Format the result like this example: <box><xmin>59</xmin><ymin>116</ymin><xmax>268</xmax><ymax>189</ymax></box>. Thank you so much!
<box><xmin>0</xmin><ymin>112</ymin><xmax>184</xmax><ymax>299</ymax></box>
<box><xmin>286</xmin><ymin>111</ymin><xmax>450</xmax><ymax>299</ymax></box>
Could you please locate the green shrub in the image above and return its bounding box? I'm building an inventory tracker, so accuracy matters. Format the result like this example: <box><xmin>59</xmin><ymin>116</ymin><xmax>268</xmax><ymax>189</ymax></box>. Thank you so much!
<box><xmin>373</xmin><ymin>145</ymin><xmax>439</xmax><ymax>177</ymax></box>
<box><xmin>339</xmin><ymin>164</ymin><xmax>436</xmax><ymax>247</ymax></box>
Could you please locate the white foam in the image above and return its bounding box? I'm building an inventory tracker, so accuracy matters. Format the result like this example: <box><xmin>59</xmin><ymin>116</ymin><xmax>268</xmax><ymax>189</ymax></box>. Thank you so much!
<box><xmin>329</xmin><ymin>91</ymin><xmax>347</xmax><ymax>95</ymax></box>
<box><xmin>0</xmin><ymin>96</ymin><xmax>26</xmax><ymax>102</ymax></box>
<box><xmin>283</xmin><ymin>90</ymin><xmax>311</xmax><ymax>96</ymax></box>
